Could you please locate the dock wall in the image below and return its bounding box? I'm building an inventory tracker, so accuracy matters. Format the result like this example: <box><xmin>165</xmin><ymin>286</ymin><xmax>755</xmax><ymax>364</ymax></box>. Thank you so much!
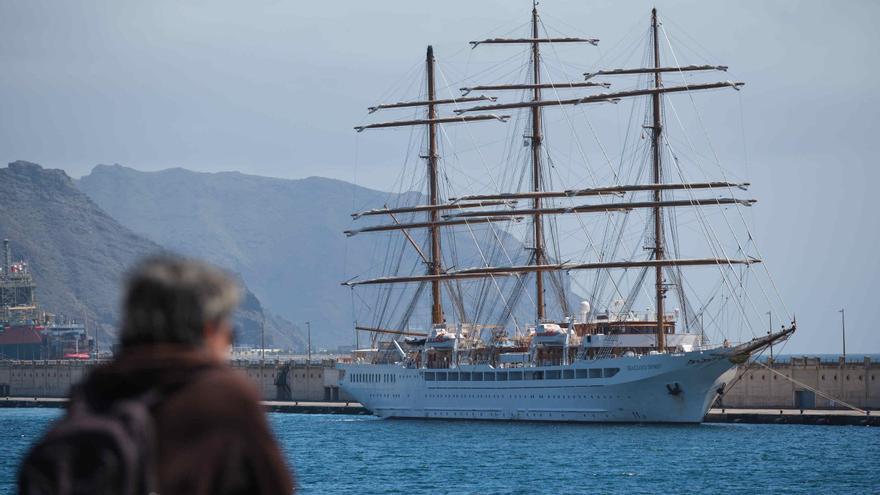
<box><xmin>0</xmin><ymin>356</ymin><xmax>875</xmax><ymax>410</ymax></box>
<box><xmin>719</xmin><ymin>357</ymin><xmax>878</xmax><ymax>409</ymax></box>
<box><xmin>0</xmin><ymin>359</ymin><xmax>352</xmax><ymax>402</ymax></box>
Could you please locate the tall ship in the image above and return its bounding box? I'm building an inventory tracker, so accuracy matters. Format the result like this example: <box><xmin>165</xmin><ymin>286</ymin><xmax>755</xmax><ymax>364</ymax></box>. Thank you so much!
<box><xmin>338</xmin><ymin>5</ymin><xmax>794</xmax><ymax>423</ymax></box>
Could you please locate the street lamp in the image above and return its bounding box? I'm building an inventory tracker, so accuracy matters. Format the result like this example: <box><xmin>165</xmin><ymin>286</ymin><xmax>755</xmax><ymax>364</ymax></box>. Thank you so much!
<box><xmin>766</xmin><ymin>311</ymin><xmax>773</xmax><ymax>361</ymax></box>
<box><xmin>839</xmin><ymin>309</ymin><xmax>846</xmax><ymax>360</ymax></box>
<box><xmin>306</xmin><ymin>321</ymin><xmax>312</xmax><ymax>363</ymax></box>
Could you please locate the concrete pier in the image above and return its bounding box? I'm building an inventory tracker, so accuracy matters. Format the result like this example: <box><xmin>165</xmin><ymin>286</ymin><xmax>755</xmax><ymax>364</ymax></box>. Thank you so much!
<box><xmin>719</xmin><ymin>356</ymin><xmax>879</xmax><ymax>410</ymax></box>
<box><xmin>0</xmin><ymin>396</ymin><xmax>369</xmax><ymax>414</ymax></box>
<box><xmin>263</xmin><ymin>400</ymin><xmax>369</xmax><ymax>415</ymax></box>
<box><xmin>2</xmin><ymin>397</ymin><xmax>875</xmax><ymax>425</ymax></box>
<box><xmin>705</xmin><ymin>407</ymin><xmax>877</xmax><ymax>426</ymax></box>
<box><xmin>1</xmin><ymin>355</ymin><xmax>877</xmax><ymax>416</ymax></box>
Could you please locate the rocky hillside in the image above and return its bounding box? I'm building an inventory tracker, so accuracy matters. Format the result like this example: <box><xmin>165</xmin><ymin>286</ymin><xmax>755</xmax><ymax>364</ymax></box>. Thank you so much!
<box><xmin>0</xmin><ymin>161</ymin><xmax>302</xmax><ymax>350</ymax></box>
<box><xmin>78</xmin><ymin>165</ymin><xmax>399</xmax><ymax>348</ymax></box>
<box><xmin>78</xmin><ymin>165</ymin><xmax>555</xmax><ymax>348</ymax></box>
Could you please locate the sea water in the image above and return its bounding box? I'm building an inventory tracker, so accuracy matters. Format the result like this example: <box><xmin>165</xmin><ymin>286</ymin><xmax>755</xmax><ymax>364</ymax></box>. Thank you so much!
<box><xmin>1</xmin><ymin>408</ymin><xmax>877</xmax><ymax>494</ymax></box>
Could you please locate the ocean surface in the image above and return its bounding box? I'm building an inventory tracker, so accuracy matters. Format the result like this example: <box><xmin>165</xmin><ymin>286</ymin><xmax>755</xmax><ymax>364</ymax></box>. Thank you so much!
<box><xmin>1</xmin><ymin>409</ymin><xmax>877</xmax><ymax>494</ymax></box>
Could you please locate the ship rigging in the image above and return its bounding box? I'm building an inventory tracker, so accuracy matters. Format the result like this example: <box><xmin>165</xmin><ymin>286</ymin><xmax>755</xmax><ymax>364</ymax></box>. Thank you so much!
<box><xmin>338</xmin><ymin>4</ymin><xmax>795</xmax><ymax>423</ymax></box>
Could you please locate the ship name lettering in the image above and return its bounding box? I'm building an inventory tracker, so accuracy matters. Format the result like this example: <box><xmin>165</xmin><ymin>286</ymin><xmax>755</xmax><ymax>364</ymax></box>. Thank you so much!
<box><xmin>627</xmin><ymin>364</ymin><xmax>661</xmax><ymax>371</ymax></box>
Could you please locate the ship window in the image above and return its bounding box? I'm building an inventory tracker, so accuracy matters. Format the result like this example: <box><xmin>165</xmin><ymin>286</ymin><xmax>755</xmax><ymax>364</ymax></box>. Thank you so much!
<box><xmin>424</xmin><ymin>372</ymin><xmax>435</xmax><ymax>381</ymax></box>
<box><xmin>576</xmin><ymin>370</ymin><xmax>588</xmax><ymax>379</ymax></box>
<box><xmin>436</xmin><ymin>372</ymin><xmax>448</xmax><ymax>381</ymax></box>
<box><xmin>448</xmin><ymin>372</ymin><xmax>459</xmax><ymax>381</ymax></box>
<box><xmin>496</xmin><ymin>371</ymin><xmax>507</xmax><ymax>381</ymax></box>
<box><xmin>545</xmin><ymin>370</ymin><xmax>561</xmax><ymax>380</ymax></box>
<box><xmin>472</xmin><ymin>373</ymin><xmax>483</xmax><ymax>381</ymax></box>
<box><xmin>603</xmin><ymin>368</ymin><xmax>619</xmax><ymax>378</ymax></box>
<box><xmin>484</xmin><ymin>372</ymin><xmax>495</xmax><ymax>381</ymax></box>
<box><xmin>509</xmin><ymin>371</ymin><xmax>522</xmax><ymax>381</ymax></box>
<box><xmin>589</xmin><ymin>369</ymin><xmax>602</xmax><ymax>379</ymax></box>
<box><xmin>563</xmin><ymin>370</ymin><xmax>574</xmax><ymax>379</ymax></box>
<box><xmin>460</xmin><ymin>372</ymin><xmax>471</xmax><ymax>381</ymax></box>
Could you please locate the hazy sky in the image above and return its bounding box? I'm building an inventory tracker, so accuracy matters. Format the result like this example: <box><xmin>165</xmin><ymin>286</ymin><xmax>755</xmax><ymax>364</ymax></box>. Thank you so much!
<box><xmin>1</xmin><ymin>0</ymin><xmax>878</xmax><ymax>354</ymax></box>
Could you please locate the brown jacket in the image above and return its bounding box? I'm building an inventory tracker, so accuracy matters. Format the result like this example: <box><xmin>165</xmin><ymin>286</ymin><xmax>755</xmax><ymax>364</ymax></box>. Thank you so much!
<box><xmin>80</xmin><ymin>345</ymin><xmax>294</xmax><ymax>495</ymax></box>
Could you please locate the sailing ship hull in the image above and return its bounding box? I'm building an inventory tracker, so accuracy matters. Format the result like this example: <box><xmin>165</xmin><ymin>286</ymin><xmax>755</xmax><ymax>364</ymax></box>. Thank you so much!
<box><xmin>339</xmin><ymin>349</ymin><xmax>737</xmax><ymax>423</ymax></box>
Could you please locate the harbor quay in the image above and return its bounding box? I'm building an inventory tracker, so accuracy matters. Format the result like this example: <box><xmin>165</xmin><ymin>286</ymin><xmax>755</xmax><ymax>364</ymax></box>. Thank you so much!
<box><xmin>0</xmin><ymin>355</ymin><xmax>876</xmax><ymax>422</ymax></box>
<box><xmin>0</xmin><ymin>357</ymin><xmax>354</xmax><ymax>403</ymax></box>
<box><xmin>2</xmin><ymin>398</ymin><xmax>875</xmax><ymax>425</ymax></box>
<box><xmin>720</xmin><ymin>356</ymin><xmax>879</xmax><ymax>410</ymax></box>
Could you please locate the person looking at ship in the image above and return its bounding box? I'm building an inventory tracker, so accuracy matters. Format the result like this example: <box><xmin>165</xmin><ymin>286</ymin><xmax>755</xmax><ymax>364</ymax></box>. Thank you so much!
<box><xmin>19</xmin><ymin>256</ymin><xmax>295</xmax><ymax>495</ymax></box>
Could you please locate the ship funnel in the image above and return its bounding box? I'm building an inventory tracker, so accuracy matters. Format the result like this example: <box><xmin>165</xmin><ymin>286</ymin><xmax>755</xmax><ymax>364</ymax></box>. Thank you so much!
<box><xmin>579</xmin><ymin>301</ymin><xmax>591</xmax><ymax>322</ymax></box>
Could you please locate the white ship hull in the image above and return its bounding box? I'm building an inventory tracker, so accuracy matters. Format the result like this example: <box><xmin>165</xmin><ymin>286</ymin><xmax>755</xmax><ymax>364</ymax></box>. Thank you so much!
<box><xmin>339</xmin><ymin>349</ymin><xmax>737</xmax><ymax>423</ymax></box>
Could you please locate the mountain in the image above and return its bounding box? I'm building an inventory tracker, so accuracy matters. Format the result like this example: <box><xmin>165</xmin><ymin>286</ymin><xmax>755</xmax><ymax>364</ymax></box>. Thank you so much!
<box><xmin>0</xmin><ymin>161</ymin><xmax>302</xmax><ymax>350</ymax></box>
<box><xmin>78</xmin><ymin>165</ymin><xmax>393</xmax><ymax>348</ymax></box>
<box><xmin>78</xmin><ymin>165</ymin><xmax>554</xmax><ymax>348</ymax></box>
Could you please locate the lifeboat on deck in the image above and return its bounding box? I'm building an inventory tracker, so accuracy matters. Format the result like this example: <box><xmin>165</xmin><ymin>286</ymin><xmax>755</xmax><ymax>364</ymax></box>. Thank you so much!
<box><xmin>530</xmin><ymin>323</ymin><xmax>567</xmax><ymax>346</ymax></box>
<box><xmin>424</xmin><ymin>327</ymin><xmax>456</xmax><ymax>350</ymax></box>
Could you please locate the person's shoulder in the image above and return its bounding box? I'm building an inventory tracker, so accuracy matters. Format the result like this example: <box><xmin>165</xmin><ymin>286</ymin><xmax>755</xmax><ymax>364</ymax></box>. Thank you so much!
<box><xmin>161</xmin><ymin>364</ymin><xmax>265</xmax><ymax>424</ymax></box>
<box><xmin>189</xmin><ymin>365</ymin><xmax>263</xmax><ymax>406</ymax></box>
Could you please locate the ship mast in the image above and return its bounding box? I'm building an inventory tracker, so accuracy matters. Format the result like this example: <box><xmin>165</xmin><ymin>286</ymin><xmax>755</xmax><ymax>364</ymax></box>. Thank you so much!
<box><xmin>426</xmin><ymin>46</ymin><xmax>444</xmax><ymax>326</ymax></box>
<box><xmin>350</xmin><ymin>47</ymin><xmax>508</xmax><ymax>331</ymax></box>
<box><xmin>349</xmin><ymin>9</ymin><xmax>759</xmax><ymax>346</ymax></box>
<box><xmin>530</xmin><ymin>4</ymin><xmax>545</xmax><ymax>322</ymax></box>
<box><xmin>651</xmin><ymin>8</ymin><xmax>666</xmax><ymax>352</ymax></box>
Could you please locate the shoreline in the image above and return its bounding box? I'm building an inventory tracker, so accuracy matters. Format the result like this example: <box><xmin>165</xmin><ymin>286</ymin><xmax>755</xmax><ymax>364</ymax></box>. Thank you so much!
<box><xmin>1</xmin><ymin>397</ymin><xmax>874</xmax><ymax>425</ymax></box>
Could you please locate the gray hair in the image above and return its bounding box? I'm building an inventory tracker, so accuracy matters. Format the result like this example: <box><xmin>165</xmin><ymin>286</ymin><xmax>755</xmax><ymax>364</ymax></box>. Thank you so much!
<box><xmin>120</xmin><ymin>256</ymin><xmax>240</xmax><ymax>350</ymax></box>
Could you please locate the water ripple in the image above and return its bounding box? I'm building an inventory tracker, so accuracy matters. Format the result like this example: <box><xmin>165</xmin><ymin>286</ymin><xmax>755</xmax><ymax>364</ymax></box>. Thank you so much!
<box><xmin>0</xmin><ymin>409</ymin><xmax>877</xmax><ymax>494</ymax></box>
